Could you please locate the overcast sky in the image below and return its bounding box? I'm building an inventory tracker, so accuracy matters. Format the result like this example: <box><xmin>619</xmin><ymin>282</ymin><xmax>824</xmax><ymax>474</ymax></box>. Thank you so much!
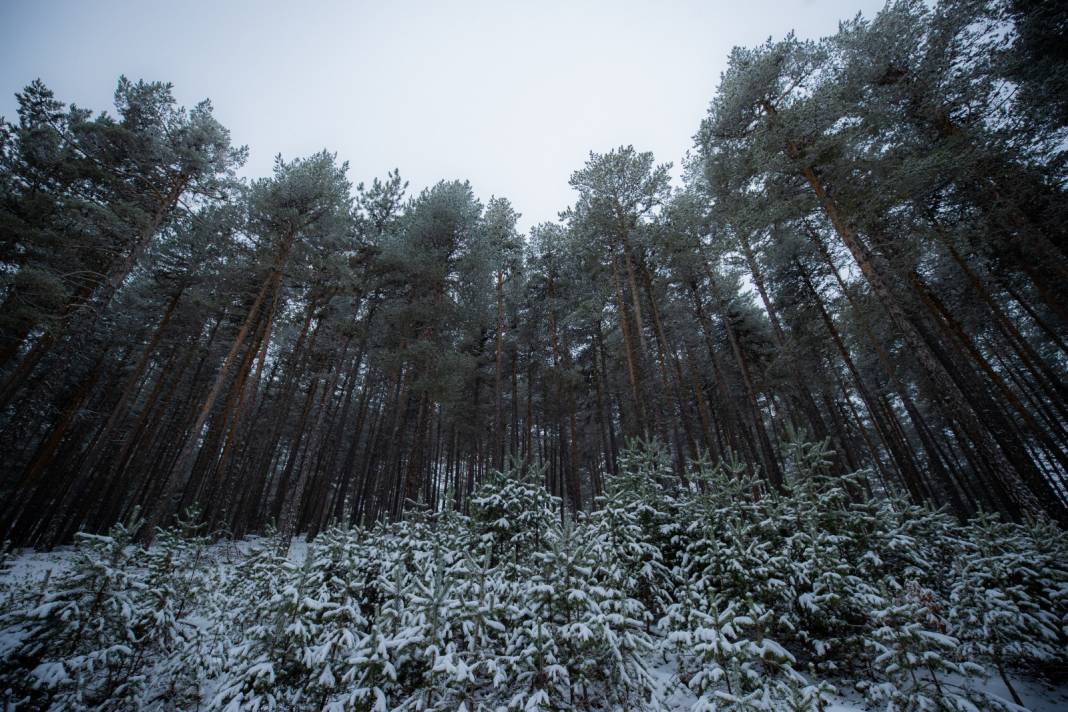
<box><xmin>1</xmin><ymin>0</ymin><xmax>885</xmax><ymax>229</ymax></box>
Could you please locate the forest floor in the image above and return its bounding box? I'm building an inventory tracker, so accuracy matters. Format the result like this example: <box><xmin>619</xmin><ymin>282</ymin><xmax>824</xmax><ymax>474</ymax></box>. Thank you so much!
<box><xmin>4</xmin><ymin>536</ymin><xmax>1067</xmax><ymax>712</ymax></box>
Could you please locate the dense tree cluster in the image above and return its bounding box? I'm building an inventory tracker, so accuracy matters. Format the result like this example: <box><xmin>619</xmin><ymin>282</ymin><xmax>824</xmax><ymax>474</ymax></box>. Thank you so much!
<box><xmin>2</xmin><ymin>439</ymin><xmax>1066</xmax><ymax>710</ymax></box>
<box><xmin>1</xmin><ymin>0</ymin><xmax>1067</xmax><ymax>547</ymax></box>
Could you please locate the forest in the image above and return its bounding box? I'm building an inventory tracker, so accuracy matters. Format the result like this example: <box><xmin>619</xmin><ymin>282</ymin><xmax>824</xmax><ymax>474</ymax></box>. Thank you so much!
<box><xmin>1</xmin><ymin>0</ymin><xmax>1067</xmax><ymax>709</ymax></box>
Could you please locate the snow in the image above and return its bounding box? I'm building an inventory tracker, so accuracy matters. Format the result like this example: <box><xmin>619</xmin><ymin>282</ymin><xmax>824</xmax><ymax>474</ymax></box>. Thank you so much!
<box><xmin>2</xmin><ymin>450</ymin><xmax>1067</xmax><ymax>711</ymax></box>
<box><xmin>949</xmin><ymin>672</ymin><xmax>1068</xmax><ymax>712</ymax></box>
<box><xmin>4</xmin><ymin>533</ymin><xmax>1065</xmax><ymax>710</ymax></box>
<box><xmin>0</xmin><ymin>545</ymin><xmax>75</xmax><ymax>585</ymax></box>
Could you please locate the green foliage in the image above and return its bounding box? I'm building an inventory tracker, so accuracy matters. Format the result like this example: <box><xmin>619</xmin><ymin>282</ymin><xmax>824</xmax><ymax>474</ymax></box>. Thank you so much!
<box><xmin>3</xmin><ymin>438</ymin><xmax>1067</xmax><ymax>710</ymax></box>
<box><xmin>470</xmin><ymin>460</ymin><xmax>560</xmax><ymax>566</ymax></box>
<box><xmin>0</xmin><ymin>508</ymin><xmax>217</xmax><ymax>710</ymax></box>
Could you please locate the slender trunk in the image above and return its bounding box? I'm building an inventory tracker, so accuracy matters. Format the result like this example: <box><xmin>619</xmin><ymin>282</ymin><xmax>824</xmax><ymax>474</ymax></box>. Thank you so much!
<box><xmin>493</xmin><ymin>269</ymin><xmax>505</xmax><ymax>471</ymax></box>
<box><xmin>798</xmin><ymin>162</ymin><xmax>1055</xmax><ymax>520</ymax></box>
<box><xmin>611</xmin><ymin>253</ymin><xmax>645</xmax><ymax>437</ymax></box>
<box><xmin>150</xmin><ymin>233</ymin><xmax>294</xmax><ymax>533</ymax></box>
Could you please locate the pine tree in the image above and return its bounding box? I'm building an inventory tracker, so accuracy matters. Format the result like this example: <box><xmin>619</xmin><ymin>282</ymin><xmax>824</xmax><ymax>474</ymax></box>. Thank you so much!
<box><xmin>0</xmin><ymin>516</ymin><xmax>150</xmax><ymax>710</ymax></box>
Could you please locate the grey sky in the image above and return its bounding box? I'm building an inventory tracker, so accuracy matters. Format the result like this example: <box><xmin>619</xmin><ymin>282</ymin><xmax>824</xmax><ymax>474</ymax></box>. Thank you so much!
<box><xmin>1</xmin><ymin>0</ymin><xmax>885</xmax><ymax>229</ymax></box>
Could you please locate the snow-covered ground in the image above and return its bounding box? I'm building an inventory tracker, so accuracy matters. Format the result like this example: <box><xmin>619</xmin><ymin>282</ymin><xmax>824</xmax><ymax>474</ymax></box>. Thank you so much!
<box><xmin>1</xmin><ymin>545</ymin><xmax>75</xmax><ymax>587</ymax></box>
<box><xmin>645</xmin><ymin>654</ymin><xmax>1068</xmax><ymax>712</ymax></box>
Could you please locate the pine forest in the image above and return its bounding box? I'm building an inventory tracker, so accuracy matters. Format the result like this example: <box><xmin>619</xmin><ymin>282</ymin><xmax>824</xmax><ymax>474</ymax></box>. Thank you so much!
<box><xmin>1</xmin><ymin>0</ymin><xmax>1067</xmax><ymax>709</ymax></box>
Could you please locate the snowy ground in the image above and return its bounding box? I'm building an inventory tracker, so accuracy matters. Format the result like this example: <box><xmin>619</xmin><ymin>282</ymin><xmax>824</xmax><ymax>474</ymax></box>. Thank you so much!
<box><xmin>644</xmin><ymin>656</ymin><xmax>1068</xmax><ymax>712</ymax></box>
<box><xmin>0</xmin><ymin>535</ymin><xmax>309</xmax><ymax>586</ymax></box>
<box><xmin>3</xmin><ymin>536</ymin><xmax>1066</xmax><ymax>712</ymax></box>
